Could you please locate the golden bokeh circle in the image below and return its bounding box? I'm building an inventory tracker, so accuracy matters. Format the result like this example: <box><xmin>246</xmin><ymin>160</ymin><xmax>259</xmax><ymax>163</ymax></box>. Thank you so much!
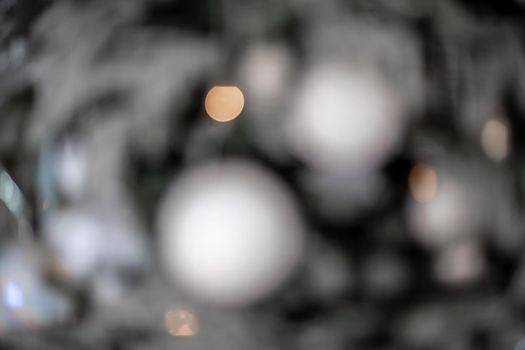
<box><xmin>164</xmin><ymin>308</ymin><xmax>199</xmax><ymax>337</ymax></box>
<box><xmin>409</xmin><ymin>163</ymin><xmax>438</xmax><ymax>203</ymax></box>
<box><xmin>204</xmin><ymin>86</ymin><xmax>245</xmax><ymax>122</ymax></box>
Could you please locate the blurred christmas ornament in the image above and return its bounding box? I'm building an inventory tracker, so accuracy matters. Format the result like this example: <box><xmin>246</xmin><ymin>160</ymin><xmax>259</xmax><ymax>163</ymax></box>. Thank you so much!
<box><xmin>285</xmin><ymin>18</ymin><xmax>423</xmax><ymax>175</ymax></box>
<box><xmin>158</xmin><ymin>159</ymin><xmax>305</xmax><ymax>306</ymax></box>
<box><xmin>285</xmin><ymin>63</ymin><xmax>403</xmax><ymax>174</ymax></box>
<box><xmin>407</xmin><ymin>160</ymin><xmax>490</xmax><ymax>249</ymax></box>
<box><xmin>0</xmin><ymin>247</ymin><xmax>71</xmax><ymax>333</ymax></box>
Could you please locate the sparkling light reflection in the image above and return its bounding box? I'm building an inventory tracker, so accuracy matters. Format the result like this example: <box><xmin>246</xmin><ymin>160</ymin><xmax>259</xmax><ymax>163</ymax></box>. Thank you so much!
<box><xmin>158</xmin><ymin>160</ymin><xmax>305</xmax><ymax>306</ymax></box>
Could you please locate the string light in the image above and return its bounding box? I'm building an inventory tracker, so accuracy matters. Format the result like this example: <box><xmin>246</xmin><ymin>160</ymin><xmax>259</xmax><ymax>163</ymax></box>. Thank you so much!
<box><xmin>205</xmin><ymin>86</ymin><xmax>245</xmax><ymax>122</ymax></box>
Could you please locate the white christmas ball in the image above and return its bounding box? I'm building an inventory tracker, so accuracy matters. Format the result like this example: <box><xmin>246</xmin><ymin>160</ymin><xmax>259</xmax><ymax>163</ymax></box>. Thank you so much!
<box><xmin>158</xmin><ymin>159</ymin><xmax>305</xmax><ymax>306</ymax></box>
<box><xmin>285</xmin><ymin>63</ymin><xmax>404</xmax><ymax>174</ymax></box>
<box><xmin>407</xmin><ymin>165</ymin><xmax>486</xmax><ymax>249</ymax></box>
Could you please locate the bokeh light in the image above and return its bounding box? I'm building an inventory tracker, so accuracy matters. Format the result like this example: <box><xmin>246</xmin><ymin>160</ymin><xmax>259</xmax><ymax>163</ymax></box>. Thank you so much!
<box><xmin>409</xmin><ymin>163</ymin><xmax>438</xmax><ymax>203</ymax></box>
<box><xmin>237</xmin><ymin>44</ymin><xmax>292</xmax><ymax>109</ymax></box>
<box><xmin>434</xmin><ymin>240</ymin><xmax>484</xmax><ymax>287</ymax></box>
<box><xmin>285</xmin><ymin>64</ymin><xmax>404</xmax><ymax>174</ymax></box>
<box><xmin>481</xmin><ymin>117</ymin><xmax>509</xmax><ymax>162</ymax></box>
<box><xmin>407</xmin><ymin>164</ymin><xmax>482</xmax><ymax>249</ymax></box>
<box><xmin>164</xmin><ymin>307</ymin><xmax>198</xmax><ymax>336</ymax></box>
<box><xmin>2</xmin><ymin>282</ymin><xmax>24</xmax><ymax>309</ymax></box>
<box><xmin>158</xmin><ymin>160</ymin><xmax>305</xmax><ymax>306</ymax></box>
<box><xmin>204</xmin><ymin>86</ymin><xmax>245</xmax><ymax>122</ymax></box>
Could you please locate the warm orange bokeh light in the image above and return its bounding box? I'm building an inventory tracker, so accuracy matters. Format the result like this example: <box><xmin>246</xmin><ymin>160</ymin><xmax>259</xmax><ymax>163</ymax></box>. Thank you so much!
<box><xmin>409</xmin><ymin>163</ymin><xmax>438</xmax><ymax>203</ymax></box>
<box><xmin>164</xmin><ymin>308</ymin><xmax>198</xmax><ymax>336</ymax></box>
<box><xmin>204</xmin><ymin>86</ymin><xmax>244</xmax><ymax>122</ymax></box>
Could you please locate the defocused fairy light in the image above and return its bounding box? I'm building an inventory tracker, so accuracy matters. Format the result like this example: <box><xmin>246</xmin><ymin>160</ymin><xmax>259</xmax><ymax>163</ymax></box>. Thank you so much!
<box><xmin>409</xmin><ymin>163</ymin><xmax>437</xmax><ymax>203</ymax></box>
<box><xmin>204</xmin><ymin>86</ymin><xmax>244</xmax><ymax>122</ymax></box>
<box><xmin>2</xmin><ymin>281</ymin><xmax>24</xmax><ymax>309</ymax></box>
<box><xmin>481</xmin><ymin>117</ymin><xmax>509</xmax><ymax>162</ymax></box>
<box><xmin>164</xmin><ymin>308</ymin><xmax>198</xmax><ymax>337</ymax></box>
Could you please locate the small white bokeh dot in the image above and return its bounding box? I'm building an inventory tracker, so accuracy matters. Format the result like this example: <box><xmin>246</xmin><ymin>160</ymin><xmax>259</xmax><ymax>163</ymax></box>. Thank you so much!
<box><xmin>157</xmin><ymin>159</ymin><xmax>305</xmax><ymax>307</ymax></box>
<box><xmin>481</xmin><ymin>117</ymin><xmax>509</xmax><ymax>163</ymax></box>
